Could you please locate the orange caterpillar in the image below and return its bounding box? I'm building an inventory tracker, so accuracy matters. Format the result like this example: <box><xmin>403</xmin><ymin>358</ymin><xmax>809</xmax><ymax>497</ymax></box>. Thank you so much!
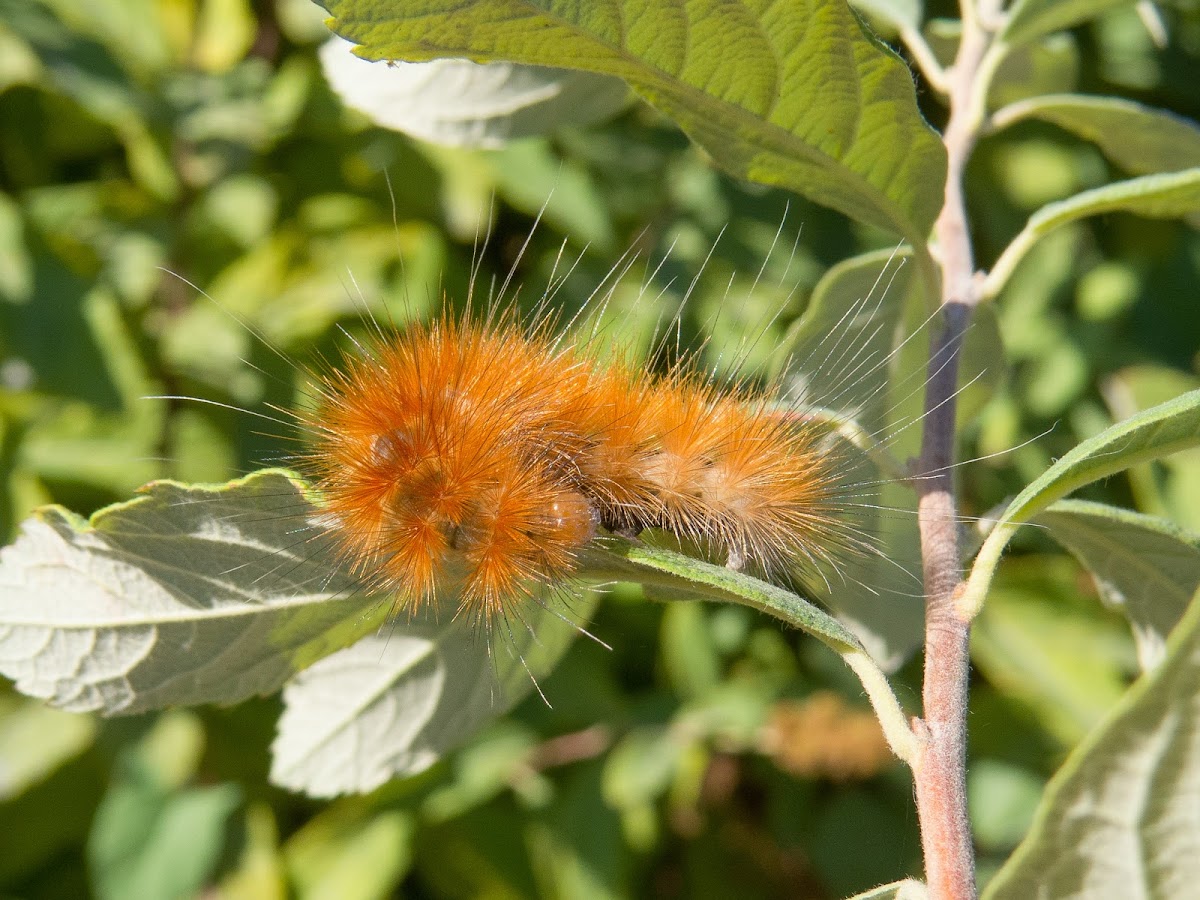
<box><xmin>300</xmin><ymin>315</ymin><xmax>854</xmax><ymax>624</ymax></box>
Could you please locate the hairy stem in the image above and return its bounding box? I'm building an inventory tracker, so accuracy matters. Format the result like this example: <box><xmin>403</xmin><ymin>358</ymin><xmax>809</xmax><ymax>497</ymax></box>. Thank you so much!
<box><xmin>913</xmin><ymin>0</ymin><xmax>1000</xmax><ymax>895</ymax></box>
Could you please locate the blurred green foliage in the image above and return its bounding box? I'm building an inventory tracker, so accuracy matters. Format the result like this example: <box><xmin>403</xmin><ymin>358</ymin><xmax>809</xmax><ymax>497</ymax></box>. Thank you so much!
<box><xmin>1</xmin><ymin>0</ymin><xmax>1198</xmax><ymax>897</ymax></box>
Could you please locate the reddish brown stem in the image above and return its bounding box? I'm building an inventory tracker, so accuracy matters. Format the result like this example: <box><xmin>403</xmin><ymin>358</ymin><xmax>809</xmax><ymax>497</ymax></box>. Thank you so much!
<box><xmin>912</xmin><ymin>0</ymin><xmax>997</xmax><ymax>895</ymax></box>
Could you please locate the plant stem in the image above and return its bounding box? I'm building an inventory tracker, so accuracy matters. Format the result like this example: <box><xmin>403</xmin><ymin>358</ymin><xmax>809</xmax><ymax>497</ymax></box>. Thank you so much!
<box><xmin>913</xmin><ymin>0</ymin><xmax>999</xmax><ymax>894</ymax></box>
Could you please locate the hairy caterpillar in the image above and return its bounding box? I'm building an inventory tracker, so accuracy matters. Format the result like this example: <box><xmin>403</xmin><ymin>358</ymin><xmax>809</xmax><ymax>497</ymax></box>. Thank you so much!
<box><xmin>301</xmin><ymin>312</ymin><xmax>856</xmax><ymax>625</ymax></box>
<box><xmin>165</xmin><ymin>212</ymin><xmax>923</xmax><ymax>655</ymax></box>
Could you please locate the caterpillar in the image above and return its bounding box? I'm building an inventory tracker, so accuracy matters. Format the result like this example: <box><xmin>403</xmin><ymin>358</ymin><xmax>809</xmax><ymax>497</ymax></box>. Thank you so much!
<box><xmin>162</xmin><ymin>211</ymin><xmax>919</xmax><ymax>651</ymax></box>
<box><xmin>299</xmin><ymin>312</ymin><xmax>857</xmax><ymax>626</ymax></box>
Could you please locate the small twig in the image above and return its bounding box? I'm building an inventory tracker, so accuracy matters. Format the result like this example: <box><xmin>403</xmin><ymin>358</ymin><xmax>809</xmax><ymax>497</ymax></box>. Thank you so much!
<box><xmin>527</xmin><ymin>724</ymin><xmax>613</xmax><ymax>769</ymax></box>
<box><xmin>843</xmin><ymin>648</ymin><xmax>920</xmax><ymax>765</ymax></box>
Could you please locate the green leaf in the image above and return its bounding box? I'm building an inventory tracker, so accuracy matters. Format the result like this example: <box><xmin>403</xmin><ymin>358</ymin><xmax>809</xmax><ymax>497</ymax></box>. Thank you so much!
<box><xmin>986</xmin><ymin>168</ymin><xmax>1200</xmax><ymax>298</ymax></box>
<box><xmin>286</xmin><ymin>810</ymin><xmax>414</xmax><ymax>900</ymax></box>
<box><xmin>581</xmin><ymin>537</ymin><xmax>919</xmax><ymax>763</ymax></box>
<box><xmin>963</xmin><ymin>389</ymin><xmax>1200</xmax><ymax>620</ymax></box>
<box><xmin>846</xmin><ymin>880</ymin><xmax>928</xmax><ymax>900</ymax></box>
<box><xmin>322</xmin><ymin>0</ymin><xmax>947</xmax><ymax>243</ymax></box>
<box><xmin>527</xmin><ymin>762</ymin><xmax>629</xmax><ymax>900</ymax></box>
<box><xmin>991</xmin><ymin>94</ymin><xmax>1200</xmax><ymax>176</ymax></box>
<box><xmin>1001</xmin><ymin>0</ymin><xmax>1132</xmax><ymax>47</ymax></box>
<box><xmin>269</xmin><ymin>591</ymin><xmax>599</xmax><ymax>797</ymax></box>
<box><xmin>1036</xmin><ymin>499</ymin><xmax>1200</xmax><ymax>671</ymax></box>
<box><xmin>982</xmin><ymin>589</ymin><xmax>1200</xmax><ymax>900</ymax></box>
<box><xmin>602</xmin><ymin>725</ymin><xmax>685</xmax><ymax>810</ymax></box>
<box><xmin>0</xmin><ymin>470</ymin><xmax>382</xmax><ymax>715</ymax></box>
<box><xmin>319</xmin><ymin>36</ymin><xmax>629</xmax><ymax>147</ymax></box>
<box><xmin>0</xmin><ymin>695</ymin><xmax>95</xmax><ymax>800</ymax></box>
<box><xmin>581</xmin><ymin>538</ymin><xmax>863</xmax><ymax>652</ymax></box>
<box><xmin>89</xmin><ymin>776</ymin><xmax>242</xmax><ymax>900</ymax></box>
<box><xmin>968</xmin><ymin>759</ymin><xmax>1045</xmax><ymax>853</ymax></box>
<box><xmin>971</xmin><ymin>556</ymin><xmax>1134</xmax><ymax>746</ymax></box>
<box><xmin>1104</xmin><ymin>366</ymin><xmax>1200</xmax><ymax>532</ymax></box>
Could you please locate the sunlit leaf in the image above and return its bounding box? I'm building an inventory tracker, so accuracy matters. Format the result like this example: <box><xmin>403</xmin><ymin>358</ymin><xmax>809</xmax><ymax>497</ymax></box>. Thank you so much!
<box><xmin>0</xmin><ymin>471</ymin><xmax>381</xmax><ymax>715</ymax></box>
<box><xmin>582</xmin><ymin>538</ymin><xmax>863</xmax><ymax>652</ymax></box>
<box><xmin>982</xmin><ymin>590</ymin><xmax>1200</xmax><ymax>900</ymax></box>
<box><xmin>269</xmin><ymin>588</ymin><xmax>598</xmax><ymax>796</ymax></box>
<box><xmin>986</xmin><ymin>168</ymin><xmax>1200</xmax><ymax>298</ymax></box>
<box><xmin>991</xmin><ymin>94</ymin><xmax>1200</xmax><ymax>176</ymax></box>
<box><xmin>322</xmin><ymin>0</ymin><xmax>947</xmax><ymax>243</ymax></box>
<box><xmin>963</xmin><ymin>389</ymin><xmax>1200</xmax><ymax>620</ymax></box>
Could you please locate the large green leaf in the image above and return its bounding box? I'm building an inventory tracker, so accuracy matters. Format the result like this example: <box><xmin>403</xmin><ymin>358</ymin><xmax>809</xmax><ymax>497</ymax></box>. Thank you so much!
<box><xmin>269</xmin><ymin>591</ymin><xmax>599</xmax><ymax>797</ymax></box>
<box><xmin>982</xmin><ymin>589</ymin><xmax>1200</xmax><ymax>900</ymax></box>
<box><xmin>985</xmin><ymin>168</ymin><xmax>1200</xmax><ymax>298</ymax></box>
<box><xmin>962</xmin><ymin>389</ymin><xmax>1200</xmax><ymax>620</ymax></box>
<box><xmin>1036</xmin><ymin>499</ymin><xmax>1200</xmax><ymax>671</ymax></box>
<box><xmin>0</xmin><ymin>471</ymin><xmax>382</xmax><ymax>715</ymax></box>
<box><xmin>88</xmin><ymin>714</ymin><xmax>243</xmax><ymax>900</ymax></box>
<box><xmin>320</xmin><ymin>0</ymin><xmax>947</xmax><ymax>244</ymax></box>
<box><xmin>991</xmin><ymin>94</ymin><xmax>1200</xmax><ymax>177</ymax></box>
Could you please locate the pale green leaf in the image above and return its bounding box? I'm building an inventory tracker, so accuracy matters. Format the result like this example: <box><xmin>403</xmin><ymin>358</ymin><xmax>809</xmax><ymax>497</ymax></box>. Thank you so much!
<box><xmin>216</xmin><ymin>804</ymin><xmax>288</xmax><ymax>900</ymax></box>
<box><xmin>319</xmin><ymin>36</ymin><xmax>629</xmax><ymax>147</ymax></box>
<box><xmin>986</xmin><ymin>168</ymin><xmax>1200</xmax><ymax>299</ymax></box>
<box><xmin>322</xmin><ymin>0</ymin><xmax>947</xmax><ymax>243</ymax></box>
<box><xmin>0</xmin><ymin>471</ymin><xmax>382</xmax><ymax>715</ymax></box>
<box><xmin>1002</xmin><ymin>0</ymin><xmax>1132</xmax><ymax>46</ymax></box>
<box><xmin>286</xmin><ymin>811</ymin><xmax>413</xmax><ymax>900</ymax></box>
<box><xmin>963</xmin><ymin>389</ymin><xmax>1200</xmax><ymax>620</ymax></box>
<box><xmin>968</xmin><ymin>759</ymin><xmax>1045</xmax><ymax>853</ymax></box>
<box><xmin>1031</xmin><ymin>164</ymin><xmax>1200</xmax><ymax>224</ymax></box>
<box><xmin>982</xmin><ymin>589</ymin><xmax>1200</xmax><ymax>900</ymax></box>
<box><xmin>269</xmin><ymin>592</ymin><xmax>598</xmax><ymax>797</ymax></box>
<box><xmin>1036</xmin><ymin>499</ymin><xmax>1200</xmax><ymax>671</ymax></box>
<box><xmin>991</xmin><ymin>94</ymin><xmax>1200</xmax><ymax>176</ymax></box>
<box><xmin>846</xmin><ymin>880</ymin><xmax>928</xmax><ymax>900</ymax></box>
